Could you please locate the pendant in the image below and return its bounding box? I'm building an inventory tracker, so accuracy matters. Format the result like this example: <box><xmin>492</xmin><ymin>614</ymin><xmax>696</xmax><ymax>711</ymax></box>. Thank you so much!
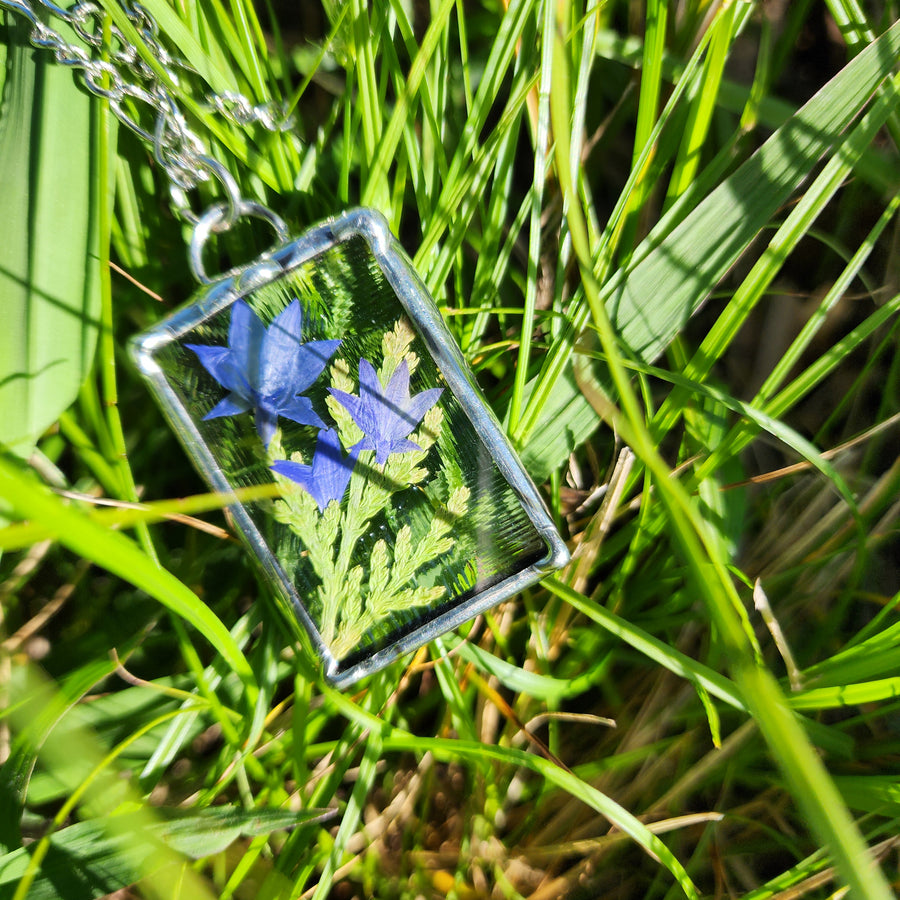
<box><xmin>131</xmin><ymin>209</ymin><xmax>569</xmax><ymax>686</ymax></box>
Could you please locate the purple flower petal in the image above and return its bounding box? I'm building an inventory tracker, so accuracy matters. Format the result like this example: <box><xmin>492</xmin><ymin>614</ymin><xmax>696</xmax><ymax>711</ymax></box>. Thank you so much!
<box><xmin>329</xmin><ymin>356</ymin><xmax>442</xmax><ymax>465</ymax></box>
<box><xmin>255</xmin><ymin>406</ymin><xmax>279</xmax><ymax>448</ymax></box>
<box><xmin>388</xmin><ymin>437</ymin><xmax>421</xmax><ymax>456</ymax></box>
<box><xmin>271</xmin><ymin>458</ymin><xmax>311</xmax><ymax>483</ymax></box>
<box><xmin>185</xmin><ymin>345</ymin><xmax>246</xmax><ymax>395</ymax></box>
<box><xmin>357</xmin><ymin>359</ymin><xmax>382</xmax><ymax>404</ymax></box>
<box><xmin>314</xmin><ymin>428</ymin><xmax>360</xmax><ymax>507</ymax></box>
<box><xmin>228</xmin><ymin>301</ymin><xmax>265</xmax><ymax>394</ymax></box>
<box><xmin>328</xmin><ymin>387</ymin><xmax>377</xmax><ymax>435</ymax></box>
<box><xmin>384</xmin><ymin>359</ymin><xmax>411</xmax><ymax>411</ymax></box>
<box><xmin>272</xmin><ymin>429</ymin><xmax>358</xmax><ymax>513</ymax></box>
<box><xmin>202</xmin><ymin>393</ymin><xmax>252</xmax><ymax>420</ymax></box>
<box><xmin>187</xmin><ymin>298</ymin><xmax>339</xmax><ymax>448</ymax></box>
<box><xmin>260</xmin><ymin>300</ymin><xmax>305</xmax><ymax>396</ymax></box>
<box><xmin>277</xmin><ymin>339</ymin><xmax>343</xmax><ymax>398</ymax></box>
<box><xmin>403</xmin><ymin>387</ymin><xmax>444</xmax><ymax>428</ymax></box>
<box><xmin>277</xmin><ymin>394</ymin><xmax>328</xmax><ymax>430</ymax></box>
<box><xmin>266</xmin><ymin>299</ymin><xmax>305</xmax><ymax>354</ymax></box>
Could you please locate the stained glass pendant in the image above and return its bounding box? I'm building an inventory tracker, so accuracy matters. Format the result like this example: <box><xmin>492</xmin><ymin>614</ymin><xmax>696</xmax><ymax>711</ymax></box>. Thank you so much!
<box><xmin>131</xmin><ymin>209</ymin><xmax>569</xmax><ymax>686</ymax></box>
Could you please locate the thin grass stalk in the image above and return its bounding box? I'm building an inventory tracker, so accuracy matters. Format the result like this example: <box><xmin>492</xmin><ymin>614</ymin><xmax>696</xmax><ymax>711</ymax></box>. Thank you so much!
<box><xmin>140</xmin><ymin>615</ymin><xmax>266</xmax><ymax>784</ymax></box>
<box><xmin>550</xmin><ymin>4</ymin><xmax>895</xmax><ymax>897</ymax></box>
<box><xmin>363</xmin><ymin>0</ymin><xmax>456</xmax><ymax>209</ymax></box>
<box><xmin>616</xmin><ymin>0</ymin><xmax>667</xmax><ymax>261</ymax></box>
<box><xmin>545</xmin><ymin>579</ymin><xmax>744</xmax><ymax>710</ymax></box>
<box><xmin>689</xmin><ymin>193</ymin><xmax>900</xmax><ymax>488</ymax></box>
<box><xmin>92</xmin><ymin>16</ymin><xmax>159</xmax><ymax>563</ymax></box>
<box><xmin>228</xmin><ymin>0</ymin><xmax>293</xmax><ymax>187</ymax></box>
<box><xmin>414</xmin><ymin>0</ymin><xmax>534</xmax><ymax>271</ymax></box>
<box><xmin>507</xmin><ymin>0</ymin><xmax>554</xmax><ymax>435</ymax></box>
<box><xmin>738</xmin><ymin>10</ymin><xmax>773</xmax><ymax>133</ymax></box>
<box><xmin>463</xmin><ymin>132</ymin><xmax>523</xmax><ymax>352</ymax></box>
<box><xmin>653</xmin><ymin>68</ymin><xmax>900</xmax><ymax>443</ymax></box>
<box><xmin>96</xmin><ymin>0</ymin><xmax>278</xmax><ymax>185</ymax></box>
<box><xmin>326</xmin><ymin>685</ymin><xmax>702</xmax><ymax>899</ymax></box>
<box><xmin>825</xmin><ymin>0</ymin><xmax>900</xmax><ymax>149</ymax></box>
<box><xmin>664</xmin><ymin>0</ymin><xmax>738</xmax><ymax>207</ymax></box>
<box><xmin>512</xmin><ymin>5</ymin><xmax>741</xmax><ymax>447</ymax></box>
<box><xmin>417</xmin><ymin>69</ymin><xmax>538</xmax><ymax>293</ymax></box>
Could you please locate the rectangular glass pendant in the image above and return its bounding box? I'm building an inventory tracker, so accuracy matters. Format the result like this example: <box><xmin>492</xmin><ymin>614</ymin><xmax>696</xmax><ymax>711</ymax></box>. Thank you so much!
<box><xmin>130</xmin><ymin>209</ymin><xmax>569</xmax><ymax>686</ymax></box>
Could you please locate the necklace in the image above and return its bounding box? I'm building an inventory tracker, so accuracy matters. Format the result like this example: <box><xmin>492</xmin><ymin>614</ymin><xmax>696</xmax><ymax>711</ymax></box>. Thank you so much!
<box><xmin>3</xmin><ymin>0</ymin><xmax>569</xmax><ymax>685</ymax></box>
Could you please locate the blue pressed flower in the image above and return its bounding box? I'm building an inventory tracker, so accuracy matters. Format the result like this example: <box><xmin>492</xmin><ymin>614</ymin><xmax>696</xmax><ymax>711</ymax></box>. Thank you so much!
<box><xmin>271</xmin><ymin>428</ymin><xmax>359</xmax><ymax>513</ymax></box>
<box><xmin>186</xmin><ymin>299</ymin><xmax>340</xmax><ymax>447</ymax></box>
<box><xmin>329</xmin><ymin>358</ymin><xmax>442</xmax><ymax>465</ymax></box>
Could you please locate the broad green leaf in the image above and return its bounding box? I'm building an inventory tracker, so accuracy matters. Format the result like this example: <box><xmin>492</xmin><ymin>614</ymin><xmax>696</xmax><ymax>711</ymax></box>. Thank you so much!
<box><xmin>0</xmin><ymin>21</ymin><xmax>101</xmax><ymax>455</ymax></box>
<box><xmin>0</xmin><ymin>808</ymin><xmax>328</xmax><ymax>900</ymax></box>
<box><xmin>161</xmin><ymin>807</ymin><xmax>331</xmax><ymax>858</ymax></box>
<box><xmin>508</xmin><ymin>361</ymin><xmax>604</xmax><ymax>482</ymax></box>
<box><xmin>517</xmin><ymin>18</ymin><xmax>900</xmax><ymax>477</ymax></box>
<box><xmin>0</xmin><ymin>655</ymin><xmax>121</xmax><ymax>854</ymax></box>
<box><xmin>603</xmin><ymin>17</ymin><xmax>900</xmax><ymax>363</ymax></box>
<box><xmin>835</xmin><ymin>776</ymin><xmax>900</xmax><ymax>816</ymax></box>
<box><xmin>451</xmin><ymin>635</ymin><xmax>601</xmax><ymax>701</ymax></box>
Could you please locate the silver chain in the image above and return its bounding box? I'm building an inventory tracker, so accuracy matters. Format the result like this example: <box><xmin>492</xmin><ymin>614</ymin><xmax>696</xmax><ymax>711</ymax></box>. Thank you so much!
<box><xmin>1</xmin><ymin>0</ymin><xmax>292</xmax><ymax>281</ymax></box>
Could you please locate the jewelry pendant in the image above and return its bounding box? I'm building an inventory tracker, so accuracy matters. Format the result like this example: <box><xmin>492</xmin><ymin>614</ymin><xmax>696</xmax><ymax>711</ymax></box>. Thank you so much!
<box><xmin>131</xmin><ymin>209</ymin><xmax>569</xmax><ymax>685</ymax></box>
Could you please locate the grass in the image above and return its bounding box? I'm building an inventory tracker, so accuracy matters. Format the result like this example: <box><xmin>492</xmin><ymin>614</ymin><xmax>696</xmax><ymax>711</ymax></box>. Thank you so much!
<box><xmin>2</xmin><ymin>0</ymin><xmax>900</xmax><ymax>897</ymax></box>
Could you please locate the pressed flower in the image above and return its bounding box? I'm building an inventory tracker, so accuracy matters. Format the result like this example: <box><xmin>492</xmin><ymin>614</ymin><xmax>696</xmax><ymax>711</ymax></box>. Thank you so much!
<box><xmin>271</xmin><ymin>428</ymin><xmax>359</xmax><ymax>513</ymax></box>
<box><xmin>329</xmin><ymin>358</ymin><xmax>442</xmax><ymax>465</ymax></box>
<box><xmin>186</xmin><ymin>299</ymin><xmax>340</xmax><ymax>447</ymax></box>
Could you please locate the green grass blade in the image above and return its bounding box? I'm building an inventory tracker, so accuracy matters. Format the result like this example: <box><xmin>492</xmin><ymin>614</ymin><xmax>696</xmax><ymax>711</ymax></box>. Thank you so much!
<box><xmin>506</xmin><ymin>0</ymin><xmax>554</xmax><ymax>435</ymax></box>
<box><xmin>653</xmin><ymin>67</ymin><xmax>900</xmax><ymax>439</ymax></box>
<box><xmin>689</xmin><ymin>201</ymin><xmax>900</xmax><ymax>486</ymax></box>
<box><xmin>512</xmin><ymin>4</ymin><xmax>749</xmax><ymax>448</ymax></box>
<box><xmin>664</xmin><ymin>1</ymin><xmax>739</xmax><ymax>205</ymax></box>
<box><xmin>545</xmin><ymin>578</ymin><xmax>745</xmax><ymax>710</ymax></box>
<box><xmin>0</xmin><ymin>457</ymin><xmax>259</xmax><ymax>709</ymax></box>
<box><xmin>0</xmin><ymin>22</ymin><xmax>100</xmax><ymax>456</ymax></box>
<box><xmin>580</xmin><ymin>349</ymin><xmax>864</xmax><ymax>513</ymax></box>
<box><xmin>413</xmin><ymin>0</ymin><xmax>535</xmax><ymax>276</ymax></box>
<box><xmin>791</xmin><ymin>678</ymin><xmax>900</xmax><ymax>710</ymax></box>
<box><xmin>549</xmin><ymin>7</ymin><xmax>896</xmax><ymax>894</ymax></box>
<box><xmin>326</xmin><ymin>686</ymin><xmax>702</xmax><ymax>899</ymax></box>
<box><xmin>351</xmin><ymin>0</ymin><xmax>383</xmax><ymax>204</ymax></box>
<box><xmin>605</xmin><ymin>17</ymin><xmax>900</xmax><ymax>365</ymax></box>
<box><xmin>614</xmin><ymin>0</ymin><xmax>667</xmax><ymax>259</ymax></box>
<box><xmin>105</xmin><ymin>0</ymin><xmax>239</xmax><ymax>92</ymax></box>
<box><xmin>632</xmin><ymin>0</ymin><xmax>666</xmax><ymax>168</ymax></box>
<box><xmin>362</xmin><ymin>0</ymin><xmax>455</xmax><ymax>211</ymax></box>
<box><xmin>3</xmin><ymin>664</ymin><xmax>218</xmax><ymax>900</ymax></box>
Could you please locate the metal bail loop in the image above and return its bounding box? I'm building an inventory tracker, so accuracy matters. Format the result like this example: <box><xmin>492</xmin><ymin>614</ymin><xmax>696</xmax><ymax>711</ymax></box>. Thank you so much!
<box><xmin>188</xmin><ymin>200</ymin><xmax>289</xmax><ymax>284</ymax></box>
<box><xmin>166</xmin><ymin>147</ymin><xmax>240</xmax><ymax>222</ymax></box>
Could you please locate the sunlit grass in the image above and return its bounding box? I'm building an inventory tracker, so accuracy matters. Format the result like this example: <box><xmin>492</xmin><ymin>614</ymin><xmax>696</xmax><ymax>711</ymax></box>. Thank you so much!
<box><xmin>2</xmin><ymin>1</ymin><xmax>900</xmax><ymax>898</ymax></box>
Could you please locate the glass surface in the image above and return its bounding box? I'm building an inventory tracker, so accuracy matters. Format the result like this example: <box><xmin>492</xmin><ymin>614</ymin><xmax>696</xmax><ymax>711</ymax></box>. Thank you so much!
<box><xmin>135</xmin><ymin>216</ymin><xmax>566</xmax><ymax>680</ymax></box>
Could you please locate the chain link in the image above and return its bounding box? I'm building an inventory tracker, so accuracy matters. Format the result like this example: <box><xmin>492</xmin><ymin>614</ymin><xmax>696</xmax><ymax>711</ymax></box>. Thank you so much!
<box><xmin>1</xmin><ymin>0</ymin><xmax>294</xmax><ymax>278</ymax></box>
